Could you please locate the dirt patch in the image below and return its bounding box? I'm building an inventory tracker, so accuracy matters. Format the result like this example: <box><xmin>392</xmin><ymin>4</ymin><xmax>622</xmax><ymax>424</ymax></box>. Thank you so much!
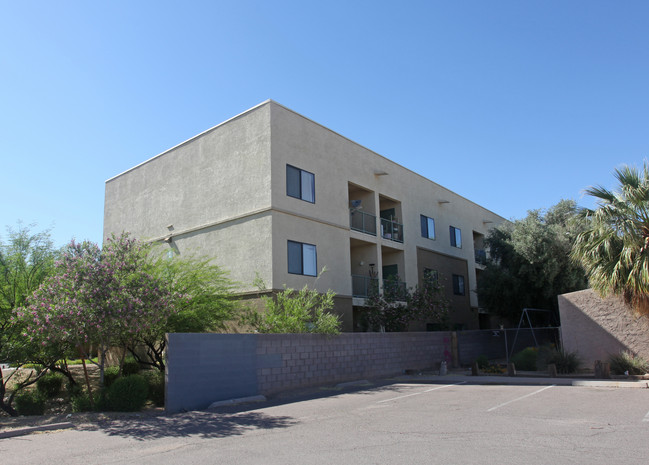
<box><xmin>1</xmin><ymin>364</ymin><xmax>163</xmax><ymax>428</ymax></box>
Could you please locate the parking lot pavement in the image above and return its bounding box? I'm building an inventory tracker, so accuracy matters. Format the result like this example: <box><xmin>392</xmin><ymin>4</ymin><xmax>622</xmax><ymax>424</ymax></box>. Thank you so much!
<box><xmin>2</xmin><ymin>381</ymin><xmax>649</xmax><ymax>465</ymax></box>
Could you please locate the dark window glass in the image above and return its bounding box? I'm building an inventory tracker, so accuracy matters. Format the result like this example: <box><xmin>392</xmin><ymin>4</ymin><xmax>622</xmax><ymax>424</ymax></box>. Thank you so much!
<box><xmin>286</xmin><ymin>165</ymin><xmax>315</xmax><ymax>203</ymax></box>
<box><xmin>286</xmin><ymin>165</ymin><xmax>301</xmax><ymax>199</ymax></box>
<box><xmin>288</xmin><ymin>240</ymin><xmax>317</xmax><ymax>276</ymax></box>
<box><xmin>450</xmin><ymin>226</ymin><xmax>462</xmax><ymax>248</ymax></box>
<box><xmin>421</xmin><ymin>215</ymin><xmax>435</xmax><ymax>239</ymax></box>
<box><xmin>287</xmin><ymin>240</ymin><xmax>303</xmax><ymax>274</ymax></box>
<box><xmin>452</xmin><ymin>274</ymin><xmax>465</xmax><ymax>295</ymax></box>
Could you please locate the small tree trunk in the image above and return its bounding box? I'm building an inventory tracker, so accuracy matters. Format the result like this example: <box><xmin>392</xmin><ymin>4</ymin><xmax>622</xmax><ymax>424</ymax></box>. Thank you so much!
<box><xmin>0</xmin><ymin>366</ymin><xmax>18</xmax><ymax>417</ymax></box>
<box><xmin>98</xmin><ymin>344</ymin><xmax>107</xmax><ymax>387</ymax></box>
<box><xmin>78</xmin><ymin>349</ymin><xmax>95</xmax><ymax>407</ymax></box>
<box><xmin>46</xmin><ymin>360</ymin><xmax>77</xmax><ymax>387</ymax></box>
<box><xmin>118</xmin><ymin>345</ymin><xmax>128</xmax><ymax>376</ymax></box>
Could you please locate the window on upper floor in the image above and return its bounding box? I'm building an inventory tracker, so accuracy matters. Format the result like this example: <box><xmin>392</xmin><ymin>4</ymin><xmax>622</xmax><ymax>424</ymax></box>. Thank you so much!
<box><xmin>420</xmin><ymin>215</ymin><xmax>435</xmax><ymax>240</ymax></box>
<box><xmin>287</xmin><ymin>240</ymin><xmax>317</xmax><ymax>276</ymax></box>
<box><xmin>286</xmin><ymin>164</ymin><xmax>315</xmax><ymax>203</ymax></box>
<box><xmin>450</xmin><ymin>226</ymin><xmax>462</xmax><ymax>248</ymax></box>
<box><xmin>452</xmin><ymin>274</ymin><xmax>465</xmax><ymax>295</ymax></box>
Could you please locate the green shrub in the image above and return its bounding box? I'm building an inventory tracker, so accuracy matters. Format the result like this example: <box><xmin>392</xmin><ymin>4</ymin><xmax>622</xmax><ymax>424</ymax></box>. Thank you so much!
<box><xmin>475</xmin><ymin>355</ymin><xmax>489</xmax><ymax>370</ymax></box>
<box><xmin>142</xmin><ymin>370</ymin><xmax>165</xmax><ymax>407</ymax></box>
<box><xmin>481</xmin><ymin>364</ymin><xmax>505</xmax><ymax>374</ymax></box>
<box><xmin>71</xmin><ymin>392</ymin><xmax>93</xmax><ymax>412</ymax></box>
<box><xmin>104</xmin><ymin>366</ymin><xmax>120</xmax><ymax>388</ymax></box>
<box><xmin>535</xmin><ymin>344</ymin><xmax>556</xmax><ymax>371</ymax></box>
<box><xmin>547</xmin><ymin>349</ymin><xmax>581</xmax><ymax>374</ymax></box>
<box><xmin>37</xmin><ymin>373</ymin><xmax>64</xmax><ymax>398</ymax></box>
<box><xmin>67</xmin><ymin>380</ymin><xmax>83</xmax><ymax>398</ymax></box>
<box><xmin>511</xmin><ymin>347</ymin><xmax>538</xmax><ymax>371</ymax></box>
<box><xmin>122</xmin><ymin>358</ymin><xmax>141</xmax><ymax>376</ymax></box>
<box><xmin>15</xmin><ymin>390</ymin><xmax>46</xmax><ymax>416</ymax></box>
<box><xmin>106</xmin><ymin>374</ymin><xmax>149</xmax><ymax>411</ymax></box>
<box><xmin>609</xmin><ymin>351</ymin><xmax>649</xmax><ymax>375</ymax></box>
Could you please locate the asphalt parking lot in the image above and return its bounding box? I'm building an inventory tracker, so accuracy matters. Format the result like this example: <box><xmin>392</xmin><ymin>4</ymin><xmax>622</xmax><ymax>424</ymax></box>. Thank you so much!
<box><xmin>2</xmin><ymin>378</ymin><xmax>648</xmax><ymax>464</ymax></box>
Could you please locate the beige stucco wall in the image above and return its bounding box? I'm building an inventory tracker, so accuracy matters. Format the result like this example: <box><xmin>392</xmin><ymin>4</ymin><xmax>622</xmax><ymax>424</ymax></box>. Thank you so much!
<box><xmin>104</xmin><ymin>103</ymin><xmax>272</xmax><ymax>242</ymax></box>
<box><xmin>270</xmin><ymin>210</ymin><xmax>351</xmax><ymax>295</ymax></box>
<box><xmin>104</xmin><ymin>103</ymin><xmax>274</xmax><ymax>292</ymax></box>
<box><xmin>558</xmin><ymin>289</ymin><xmax>649</xmax><ymax>366</ymax></box>
<box><xmin>159</xmin><ymin>213</ymin><xmax>273</xmax><ymax>293</ymax></box>
<box><xmin>103</xmin><ymin>99</ymin><xmax>506</xmax><ymax>331</ymax></box>
<box><xmin>268</xmin><ymin>101</ymin><xmax>504</xmax><ymax>307</ymax></box>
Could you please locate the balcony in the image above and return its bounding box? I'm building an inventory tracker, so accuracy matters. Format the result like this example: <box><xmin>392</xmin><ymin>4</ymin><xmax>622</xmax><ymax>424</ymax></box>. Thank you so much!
<box><xmin>350</xmin><ymin>210</ymin><xmax>377</xmax><ymax>236</ymax></box>
<box><xmin>475</xmin><ymin>249</ymin><xmax>487</xmax><ymax>266</ymax></box>
<box><xmin>351</xmin><ymin>275</ymin><xmax>379</xmax><ymax>298</ymax></box>
<box><xmin>380</xmin><ymin>219</ymin><xmax>404</xmax><ymax>243</ymax></box>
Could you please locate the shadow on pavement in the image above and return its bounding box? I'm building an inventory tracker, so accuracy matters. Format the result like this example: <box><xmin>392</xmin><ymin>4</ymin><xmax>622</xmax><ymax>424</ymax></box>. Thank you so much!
<box><xmin>76</xmin><ymin>410</ymin><xmax>297</xmax><ymax>441</ymax></box>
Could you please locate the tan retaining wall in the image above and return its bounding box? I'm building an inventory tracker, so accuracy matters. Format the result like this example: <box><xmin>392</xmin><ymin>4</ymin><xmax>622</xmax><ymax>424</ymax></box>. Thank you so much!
<box><xmin>558</xmin><ymin>289</ymin><xmax>649</xmax><ymax>366</ymax></box>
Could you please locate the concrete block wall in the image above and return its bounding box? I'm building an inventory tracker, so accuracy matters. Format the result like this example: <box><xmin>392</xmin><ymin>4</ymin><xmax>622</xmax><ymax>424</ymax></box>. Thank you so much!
<box><xmin>166</xmin><ymin>329</ymin><xmax>562</xmax><ymax>413</ymax></box>
<box><xmin>255</xmin><ymin>332</ymin><xmax>449</xmax><ymax>395</ymax></box>
<box><xmin>166</xmin><ymin>331</ymin><xmax>450</xmax><ymax>413</ymax></box>
<box><xmin>559</xmin><ymin>289</ymin><xmax>649</xmax><ymax>366</ymax></box>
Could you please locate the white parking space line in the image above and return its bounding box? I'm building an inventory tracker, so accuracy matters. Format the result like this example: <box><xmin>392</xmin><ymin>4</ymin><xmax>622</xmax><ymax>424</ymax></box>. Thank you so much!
<box><xmin>643</xmin><ymin>410</ymin><xmax>649</xmax><ymax>422</ymax></box>
<box><xmin>378</xmin><ymin>382</ymin><xmax>467</xmax><ymax>403</ymax></box>
<box><xmin>487</xmin><ymin>385</ymin><xmax>555</xmax><ymax>412</ymax></box>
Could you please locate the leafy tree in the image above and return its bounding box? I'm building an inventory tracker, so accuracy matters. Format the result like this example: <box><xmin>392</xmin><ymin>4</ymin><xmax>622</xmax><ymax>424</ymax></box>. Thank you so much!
<box><xmin>18</xmin><ymin>233</ymin><xmax>180</xmax><ymax>403</ymax></box>
<box><xmin>128</xmin><ymin>253</ymin><xmax>239</xmax><ymax>371</ymax></box>
<box><xmin>364</xmin><ymin>273</ymin><xmax>449</xmax><ymax>332</ymax></box>
<box><xmin>245</xmin><ymin>274</ymin><xmax>341</xmax><ymax>334</ymax></box>
<box><xmin>478</xmin><ymin>200</ymin><xmax>588</xmax><ymax>323</ymax></box>
<box><xmin>0</xmin><ymin>223</ymin><xmax>62</xmax><ymax>416</ymax></box>
<box><xmin>571</xmin><ymin>162</ymin><xmax>649</xmax><ymax>313</ymax></box>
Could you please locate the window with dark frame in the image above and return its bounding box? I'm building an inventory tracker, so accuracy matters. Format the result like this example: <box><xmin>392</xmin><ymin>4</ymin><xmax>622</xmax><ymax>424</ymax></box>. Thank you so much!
<box><xmin>287</xmin><ymin>240</ymin><xmax>317</xmax><ymax>276</ymax></box>
<box><xmin>452</xmin><ymin>274</ymin><xmax>465</xmax><ymax>295</ymax></box>
<box><xmin>420</xmin><ymin>215</ymin><xmax>435</xmax><ymax>239</ymax></box>
<box><xmin>286</xmin><ymin>164</ymin><xmax>315</xmax><ymax>203</ymax></box>
<box><xmin>450</xmin><ymin>226</ymin><xmax>462</xmax><ymax>248</ymax></box>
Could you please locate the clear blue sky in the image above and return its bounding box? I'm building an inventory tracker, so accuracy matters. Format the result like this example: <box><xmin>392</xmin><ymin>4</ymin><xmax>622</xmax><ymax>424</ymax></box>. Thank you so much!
<box><xmin>1</xmin><ymin>1</ymin><xmax>648</xmax><ymax>247</ymax></box>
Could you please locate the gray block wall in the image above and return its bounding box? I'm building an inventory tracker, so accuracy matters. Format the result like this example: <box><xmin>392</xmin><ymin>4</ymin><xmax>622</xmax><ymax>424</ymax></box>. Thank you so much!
<box><xmin>166</xmin><ymin>329</ymin><xmax>560</xmax><ymax>413</ymax></box>
<box><xmin>166</xmin><ymin>332</ymin><xmax>450</xmax><ymax>413</ymax></box>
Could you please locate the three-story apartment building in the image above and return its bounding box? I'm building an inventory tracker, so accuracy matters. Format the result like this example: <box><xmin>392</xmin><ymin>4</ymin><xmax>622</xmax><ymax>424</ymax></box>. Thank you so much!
<box><xmin>104</xmin><ymin>100</ymin><xmax>506</xmax><ymax>331</ymax></box>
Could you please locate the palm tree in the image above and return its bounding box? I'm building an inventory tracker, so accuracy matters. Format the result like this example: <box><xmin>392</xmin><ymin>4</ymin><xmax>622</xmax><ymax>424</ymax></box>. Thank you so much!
<box><xmin>571</xmin><ymin>162</ymin><xmax>649</xmax><ymax>313</ymax></box>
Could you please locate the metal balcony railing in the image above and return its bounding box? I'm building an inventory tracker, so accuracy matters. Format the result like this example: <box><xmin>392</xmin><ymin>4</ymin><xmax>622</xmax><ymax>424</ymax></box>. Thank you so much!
<box><xmin>351</xmin><ymin>275</ymin><xmax>379</xmax><ymax>298</ymax></box>
<box><xmin>350</xmin><ymin>210</ymin><xmax>377</xmax><ymax>236</ymax></box>
<box><xmin>380</xmin><ymin>218</ymin><xmax>404</xmax><ymax>243</ymax></box>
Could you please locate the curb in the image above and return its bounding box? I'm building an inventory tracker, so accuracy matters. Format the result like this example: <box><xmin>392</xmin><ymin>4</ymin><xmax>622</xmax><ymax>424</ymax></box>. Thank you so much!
<box><xmin>397</xmin><ymin>374</ymin><xmax>649</xmax><ymax>388</ymax></box>
<box><xmin>335</xmin><ymin>380</ymin><xmax>372</xmax><ymax>389</ymax></box>
<box><xmin>0</xmin><ymin>422</ymin><xmax>74</xmax><ymax>439</ymax></box>
<box><xmin>208</xmin><ymin>395</ymin><xmax>267</xmax><ymax>409</ymax></box>
<box><xmin>572</xmin><ymin>380</ymin><xmax>649</xmax><ymax>389</ymax></box>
